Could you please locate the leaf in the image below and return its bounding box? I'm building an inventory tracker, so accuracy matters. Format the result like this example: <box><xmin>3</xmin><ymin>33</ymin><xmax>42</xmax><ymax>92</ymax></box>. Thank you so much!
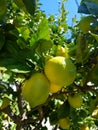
<box><xmin>78</xmin><ymin>3</ymin><xmax>90</xmax><ymax>14</ymax></box>
<box><xmin>36</xmin><ymin>39</ymin><xmax>53</xmax><ymax>52</ymax></box>
<box><xmin>49</xmin><ymin>111</ymin><xmax>58</xmax><ymax>125</ymax></box>
<box><xmin>30</xmin><ymin>17</ymin><xmax>51</xmax><ymax>49</ymax></box>
<box><xmin>76</xmin><ymin>33</ymin><xmax>89</xmax><ymax>63</ymax></box>
<box><xmin>0</xmin><ymin>49</ymin><xmax>36</xmax><ymax>73</ymax></box>
<box><xmin>78</xmin><ymin>2</ymin><xmax>98</xmax><ymax>16</ymax></box>
<box><xmin>17</xmin><ymin>26</ymin><xmax>30</xmax><ymax>40</ymax></box>
<box><xmin>23</xmin><ymin>0</ymin><xmax>36</xmax><ymax>16</ymax></box>
<box><xmin>14</xmin><ymin>0</ymin><xmax>36</xmax><ymax>16</ymax></box>
<box><xmin>37</xmin><ymin>17</ymin><xmax>50</xmax><ymax>40</ymax></box>
<box><xmin>0</xmin><ymin>0</ymin><xmax>7</xmax><ymax>21</ymax></box>
<box><xmin>90</xmin><ymin>32</ymin><xmax>98</xmax><ymax>42</ymax></box>
<box><xmin>57</xmin><ymin>101</ymin><xmax>70</xmax><ymax>119</ymax></box>
<box><xmin>0</xmin><ymin>29</ymin><xmax>5</xmax><ymax>50</ymax></box>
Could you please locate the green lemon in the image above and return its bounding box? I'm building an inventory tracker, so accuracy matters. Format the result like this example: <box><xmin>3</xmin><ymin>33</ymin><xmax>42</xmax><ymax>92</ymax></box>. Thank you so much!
<box><xmin>0</xmin><ymin>97</ymin><xmax>10</xmax><ymax>110</ymax></box>
<box><xmin>58</xmin><ymin>117</ymin><xmax>71</xmax><ymax>129</ymax></box>
<box><xmin>68</xmin><ymin>94</ymin><xmax>83</xmax><ymax>108</ymax></box>
<box><xmin>44</xmin><ymin>56</ymin><xmax>76</xmax><ymax>86</ymax></box>
<box><xmin>22</xmin><ymin>73</ymin><xmax>50</xmax><ymax>108</ymax></box>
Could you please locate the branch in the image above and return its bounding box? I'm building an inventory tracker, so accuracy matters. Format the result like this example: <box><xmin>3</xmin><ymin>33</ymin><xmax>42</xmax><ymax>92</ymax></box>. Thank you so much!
<box><xmin>16</xmin><ymin>82</ymin><xmax>24</xmax><ymax>117</ymax></box>
<box><xmin>1</xmin><ymin>106</ymin><xmax>21</xmax><ymax>125</ymax></box>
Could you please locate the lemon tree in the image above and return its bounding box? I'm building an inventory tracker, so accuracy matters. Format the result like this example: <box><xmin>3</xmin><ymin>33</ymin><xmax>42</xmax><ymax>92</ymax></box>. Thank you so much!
<box><xmin>0</xmin><ymin>0</ymin><xmax>98</xmax><ymax>130</ymax></box>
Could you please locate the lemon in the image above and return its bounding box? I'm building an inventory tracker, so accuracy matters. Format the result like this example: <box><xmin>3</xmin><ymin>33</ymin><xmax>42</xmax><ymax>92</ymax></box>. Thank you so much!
<box><xmin>22</xmin><ymin>73</ymin><xmax>50</xmax><ymax>108</ymax></box>
<box><xmin>56</xmin><ymin>45</ymin><xmax>68</xmax><ymax>57</ymax></box>
<box><xmin>44</xmin><ymin>56</ymin><xmax>76</xmax><ymax>86</ymax></box>
<box><xmin>68</xmin><ymin>94</ymin><xmax>83</xmax><ymax>108</ymax></box>
<box><xmin>92</xmin><ymin>106</ymin><xmax>98</xmax><ymax>119</ymax></box>
<box><xmin>78</xmin><ymin>16</ymin><xmax>95</xmax><ymax>34</ymax></box>
<box><xmin>49</xmin><ymin>82</ymin><xmax>62</xmax><ymax>93</ymax></box>
<box><xmin>80</xmin><ymin>124</ymin><xmax>89</xmax><ymax>130</ymax></box>
<box><xmin>0</xmin><ymin>97</ymin><xmax>10</xmax><ymax>110</ymax></box>
<box><xmin>58</xmin><ymin>117</ymin><xmax>71</xmax><ymax>129</ymax></box>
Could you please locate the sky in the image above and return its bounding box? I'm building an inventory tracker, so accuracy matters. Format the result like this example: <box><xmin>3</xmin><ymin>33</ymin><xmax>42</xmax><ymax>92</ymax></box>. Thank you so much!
<box><xmin>40</xmin><ymin>0</ymin><xmax>81</xmax><ymax>25</ymax></box>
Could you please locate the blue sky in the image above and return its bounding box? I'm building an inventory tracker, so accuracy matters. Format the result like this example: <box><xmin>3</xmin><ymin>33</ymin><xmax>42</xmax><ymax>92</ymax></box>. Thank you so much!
<box><xmin>40</xmin><ymin>0</ymin><xmax>81</xmax><ymax>25</ymax></box>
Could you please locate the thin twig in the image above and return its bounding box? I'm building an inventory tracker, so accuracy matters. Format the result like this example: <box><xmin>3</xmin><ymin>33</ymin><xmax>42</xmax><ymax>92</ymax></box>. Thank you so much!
<box><xmin>1</xmin><ymin>106</ymin><xmax>21</xmax><ymax>124</ymax></box>
<box><xmin>75</xmin><ymin>0</ymin><xmax>79</xmax><ymax>7</ymax></box>
<box><xmin>16</xmin><ymin>82</ymin><xmax>24</xmax><ymax>117</ymax></box>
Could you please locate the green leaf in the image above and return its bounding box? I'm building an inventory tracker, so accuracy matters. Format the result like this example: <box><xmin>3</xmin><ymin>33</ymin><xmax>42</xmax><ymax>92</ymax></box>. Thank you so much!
<box><xmin>14</xmin><ymin>0</ymin><xmax>36</xmax><ymax>15</ymax></box>
<box><xmin>49</xmin><ymin>111</ymin><xmax>58</xmax><ymax>125</ymax></box>
<box><xmin>57</xmin><ymin>101</ymin><xmax>70</xmax><ymax>119</ymax></box>
<box><xmin>30</xmin><ymin>17</ymin><xmax>51</xmax><ymax>49</ymax></box>
<box><xmin>90</xmin><ymin>32</ymin><xmax>98</xmax><ymax>42</ymax></box>
<box><xmin>37</xmin><ymin>17</ymin><xmax>50</xmax><ymax>40</ymax></box>
<box><xmin>0</xmin><ymin>48</ymin><xmax>36</xmax><ymax>73</ymax></box>
<box><xmin>23</xmin><ymin>0</ymin><xmax>36</xmax><ymax>16</ymax></box>
<box><xmin>0</xmin><ymin>0</ymin><xmax>7</xmax><ymax>21</ymax></box>
<box><xmin>0</xmin><ymin>29</ymin><xmax>5</xmax><ymax>50</ymax></box>
<box><xmin>36</xmin><ymin>39</ymin><xmax>53</xmax><ymax>52</ymax></box>
<box><xmin>17</xmin><ymin>26</ymin><xmax>30</xmax><ymax>40</ymax></box>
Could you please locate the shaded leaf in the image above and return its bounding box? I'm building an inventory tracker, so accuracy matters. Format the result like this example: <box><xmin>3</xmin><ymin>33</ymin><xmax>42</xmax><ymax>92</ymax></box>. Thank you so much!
<box><xmin>78</xmin><ymin>2</ymin><xmax>98</xmax><ymax>16</ymax></box>
<box><xmin>0</xmin><ymin>29</ymin><xmax>5</xmax><ymax>50</ymax></box>
<box><xmin>78</xmin><ymin>3</ymin><xmax>90</xmax><ymax>14</ymax></box>
<box><xmin>57</xmin><ymin>101</ymin><xmax>70</xmax><ymax>119</ymax></box>
<box><xmin>0</xmin><ymin>0</ymin><xmax>7</xmax><ymax>21</ymax></box>
<box><xmin>14</xmin><ymin>0</ymin><xmax>36</xmax><ymax>16</ymax></box>
<box><xmin>23</xmin><ymin>0</ymin><xmax>36</xmax><ymax>16</ymax></box>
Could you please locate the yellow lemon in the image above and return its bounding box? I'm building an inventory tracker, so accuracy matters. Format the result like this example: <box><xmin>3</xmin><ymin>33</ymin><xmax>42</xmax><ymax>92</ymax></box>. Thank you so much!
<box><xmin>58</xmin><ymin>117</ymin><xmax>71</xmax><ymax>129</ymax></box>
<box><xmin>22</xmin><ymin>73</ymin><xmax>50</xmax><ymax>108</ymax></box>
<box><xmin>56</xmin><ymin>45</ymin><xmax>68</xmax><ymax>57</ymax></box>
<box><xmin>49</xmin><ymin>82</ymin><xmax>62</xmax><ymax>93</ymax></box>
<box><xmin>68</xmin><ymin>94</ymin><xmax>83</xmax><ymax>108</ymax></box>
<box><xmin>44</xmin><ymin>56</ymin><xmax>76</xmax><ymax>86</ymax></box>
<box><xmin>80</xmin><ymin>124</ymin><xmax>89</xmax><ymax>130</ymax></box>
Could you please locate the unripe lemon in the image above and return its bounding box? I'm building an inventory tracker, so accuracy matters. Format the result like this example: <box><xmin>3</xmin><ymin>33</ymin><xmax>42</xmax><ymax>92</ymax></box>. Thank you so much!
<box><xmin>44</xmin><ymin>56</ymin><xmax>76</xmax><ymax>86</ymax></box>
<box><xmin>22</xmin><ymin>73</ymin><xmax>50</xmax><ymax>108</ymax></box>
<box><xmin>0</xmin><ymin>97</ymin><xmax>10</xmax><ymax>110</ymax></box>
<box><xmin>68</xmin><ymin>94</ymin><xmax>83</xmax><ymax>108</ymax></box>
<box><xmin>49</xmin><ymin>82</ymin><xmax>62</xmax><ymax>93</ymax></box>
<box><xmin>58</xmin><ymin>117</ymin><xmax>71</xmax><ymax>129</ymax></box>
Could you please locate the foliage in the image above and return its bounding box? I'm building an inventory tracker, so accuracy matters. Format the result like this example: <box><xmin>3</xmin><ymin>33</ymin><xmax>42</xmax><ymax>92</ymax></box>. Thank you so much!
<box><xmin>0</xmin><ymin>0</ymin><xmax>98</xmax><ymax>129</ymax></box>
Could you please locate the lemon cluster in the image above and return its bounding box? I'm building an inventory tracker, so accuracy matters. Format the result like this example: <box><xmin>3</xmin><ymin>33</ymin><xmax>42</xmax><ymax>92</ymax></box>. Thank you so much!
<box><xmin>22</xmin><ymin>56</ymin><xmax>77</xmax><ymax>108</ymax></box>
